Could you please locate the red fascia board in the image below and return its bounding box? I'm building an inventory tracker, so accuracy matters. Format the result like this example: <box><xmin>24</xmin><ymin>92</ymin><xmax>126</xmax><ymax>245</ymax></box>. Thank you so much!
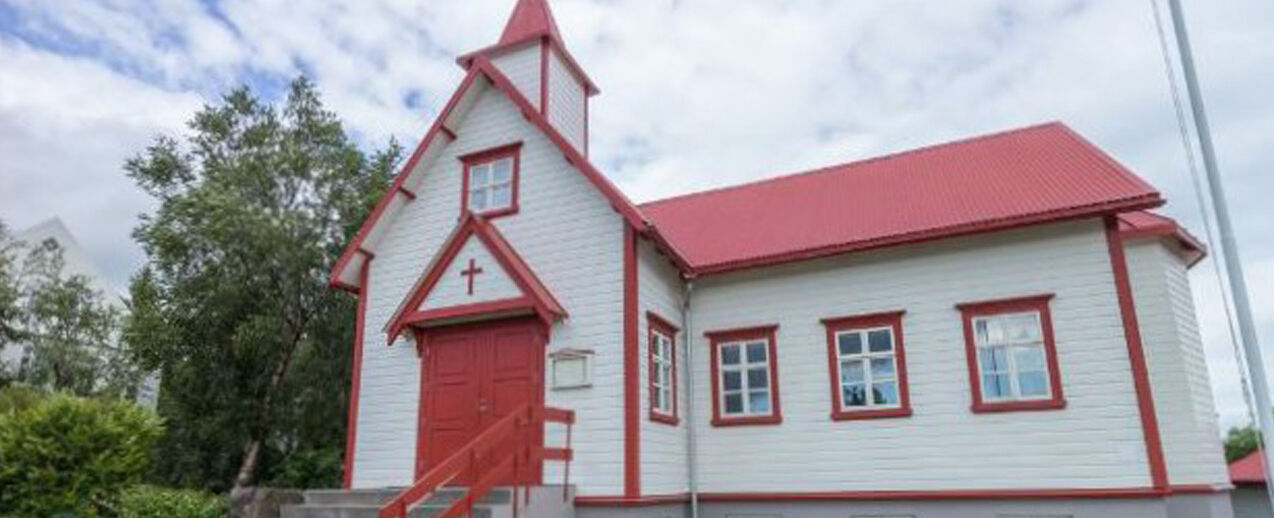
<box><xmin>457</xmin><ymin>32</ymin><xmax>599</xmax><ymax>95</ymax></box>
<box><xmin>328</xmin><ymin>67</ymin><xmax>478</xmax><ymax>290</ymax></box>
<box><xmin>399</xmin><ymin>296</ymin><xmax>535</xmax><ymax>329</ymax></box>
<box><xmin>689</xmin><ymin>195</ymin><xmax>1163</xmax><ymax>276</ymax></box>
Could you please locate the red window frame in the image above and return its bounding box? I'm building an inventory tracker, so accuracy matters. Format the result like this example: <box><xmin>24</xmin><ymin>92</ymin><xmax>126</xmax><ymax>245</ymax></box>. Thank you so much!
<box><xmin>705</xmin><ymin>324</ymin><xmax>782</xmax><ymax>427</ymax></box>
<box><xmin>822</xmin><ymin>310</ymin><xmax>912</xmax><ymax>420</ymax></box>
<box><xmin>459</xmin><ymin>142</ymin><xmax>522</xmax><ymax>218</ymax></box>
<box><xmin>957</xmin><ymin>293</ymin><xmax>1066</xmax><ymax>413</ymax></box>
<box><xmin>647</xmin><ymin>312</ymin><xmax>679</xmax><ymax>425</ymax></box>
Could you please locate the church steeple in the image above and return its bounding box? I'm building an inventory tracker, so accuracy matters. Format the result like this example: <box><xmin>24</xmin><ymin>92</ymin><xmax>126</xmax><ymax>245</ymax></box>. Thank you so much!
<box><xmin>456</xmin><ymin>0</ymin><xmax>597</xmax><ymax>154</ymax></box>
<box><xmin>497</xmin><ymin>0</ymin><xmax>562</xmax><ymax>46</ymax></box>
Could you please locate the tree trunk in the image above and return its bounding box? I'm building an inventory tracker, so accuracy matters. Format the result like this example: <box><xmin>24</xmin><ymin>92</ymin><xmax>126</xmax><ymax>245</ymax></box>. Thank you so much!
<box><xmin>230</xmin><ymin>329</ymin><xmax>303</xmax><ymax>493</ymax></box>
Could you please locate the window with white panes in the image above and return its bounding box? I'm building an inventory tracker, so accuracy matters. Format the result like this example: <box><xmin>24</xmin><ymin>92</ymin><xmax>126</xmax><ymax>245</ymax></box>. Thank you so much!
<box><xmin>973</xmin><ymin>311</ymin><xmax>1051</xmax><ymax>401</ymax></box>
<box><xmin>466</xmin><ymin>156</ymin><xmax>514</xmax><ymax>213</ymax></box>
<box><xmin>834</xmin><ymin>326</ymin><xmax>901</xmax><ymax>409</ymax></box>
<box><xmin>650</xmin><ymin>328</ymin><xmax>674</xmax><ymax>417</ymax></box>
<box><xmin>718</xmin><ymin>338</ymin><xmax>774</xmax><ymax>418</ymax></box>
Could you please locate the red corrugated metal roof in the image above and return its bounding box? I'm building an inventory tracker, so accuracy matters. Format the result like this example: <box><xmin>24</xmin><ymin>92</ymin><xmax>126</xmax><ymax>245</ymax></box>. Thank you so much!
<box><xmin>498</xmin><ymin>0</ymin><xmax>562</xmax><ymax>45</ymax></box>
<box><xmin>1231</xmin><ymin>450</ymin><xmax>1267</xmax><ymax>485</ymax></box>
<box><xmin>641</xmin><ymin>122</ymin><xmax>1164</xmax><ymax>274</ymax></box>
<box><xmin>1117</xmin><ymin>210</ymin><xmax>1206</xmax><ymax>266</ymax></box>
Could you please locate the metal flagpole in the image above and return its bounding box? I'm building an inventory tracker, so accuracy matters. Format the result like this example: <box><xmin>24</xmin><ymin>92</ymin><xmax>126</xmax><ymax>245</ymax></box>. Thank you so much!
<box><xmin>1165</xmin><ymin>0</ymin><xmax>1274</xmax><ymax>504</ymax></box>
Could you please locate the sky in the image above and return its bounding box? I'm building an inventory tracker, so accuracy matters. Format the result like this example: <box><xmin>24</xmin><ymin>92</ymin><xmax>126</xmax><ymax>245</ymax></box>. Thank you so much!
<box><xmin>0</xmin><ymin>0</ymin><xmax>1270</xmax><ymax>430</ymax></box>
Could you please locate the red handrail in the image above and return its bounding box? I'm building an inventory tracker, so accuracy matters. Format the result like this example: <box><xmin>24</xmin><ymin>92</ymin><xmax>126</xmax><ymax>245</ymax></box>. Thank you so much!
<box><xmin>379</xmin><ymin>404</ymin><xmax>575</xmax><ymax>518</ymax></box>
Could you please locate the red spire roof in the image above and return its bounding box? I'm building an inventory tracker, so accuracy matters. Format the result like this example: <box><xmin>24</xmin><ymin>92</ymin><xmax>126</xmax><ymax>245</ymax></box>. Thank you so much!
<box><xmin>499</xmin><ymin>0</ymin><xmax>562</xmax><ymax>45</ymax></box>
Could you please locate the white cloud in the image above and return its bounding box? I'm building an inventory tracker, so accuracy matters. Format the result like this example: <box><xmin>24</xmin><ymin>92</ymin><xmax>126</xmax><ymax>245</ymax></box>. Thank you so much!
<box><xmin>0</xmin><ymin>0</ymin><xmax>1271</xmax><ymax>431</ymax></box>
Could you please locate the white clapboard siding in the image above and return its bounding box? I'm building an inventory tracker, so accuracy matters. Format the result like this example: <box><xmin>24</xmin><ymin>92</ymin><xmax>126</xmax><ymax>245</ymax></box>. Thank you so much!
<box><xmin>491</xmin><ymin>42</ymin><xmax>542</xmax><ymax>112</ymax></box>
<box><xmin>352</xmin><ymin>82</ymin><xmax>625</xmax><ymax>495</ymax></box>
<box><xmin>688</xmin><ymin>219</ymin><xmax>1154</xmax><ymax>492</ymax></box>
<box><xmin>1125</xmin><ymin>238</ymin><xmax>1229</xmax><ymax>486</ymax></box>
<box><xmin>637</xmin><ymin>239</ymin><xmax>689</xmax><ymax>495</ymax></box>
<box><xmin>420</xmin><ymin>235</ymin><xmax>522</xmax><ymax>310</ymax></box>
<box><xmin>546</xmin><ymin>47</ymin><xmax>586</xmax><ymax>153</ymax></box>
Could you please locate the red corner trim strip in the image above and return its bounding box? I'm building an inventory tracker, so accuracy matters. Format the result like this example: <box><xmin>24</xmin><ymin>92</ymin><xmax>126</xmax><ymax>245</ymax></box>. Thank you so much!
<box><xmin>1104</xmin><ymin>215</ymin><xmax>1169</xmax><ymax>490</ymax></box>
<box><xmin>622</xmin><ymin>222</ymin><xmax>640</xmax><ymax>497</ymax></box>
<box><xmin>342</xmin><ymin>257</ymin><xmax>370</xmax><ymax>488</ymax></box>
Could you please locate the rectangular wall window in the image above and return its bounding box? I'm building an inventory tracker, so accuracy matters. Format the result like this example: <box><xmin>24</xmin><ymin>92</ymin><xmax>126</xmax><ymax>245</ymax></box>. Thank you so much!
<box><xmin>822</xmin><ymin>311</ymin><xmax>911</xmax><ymax>420</ymax></box>
<box><xmin>958</xmin><ymin>294</ymin><xmax>1065</xmax><ymax>413</ymax></box>
<box><xmin>459</xmin><ymin>142</ymin><xmax>522</xmax><ymax>218</ymax></box>
<box><xmin>647</xmin><ymin>312</ymin><xmax>679</xmax><ymax>425</ymax></box>
<box><xmin>706</xmin><ymin>325</ymin><xmax>781</xmax><ymax>426</ymax></box>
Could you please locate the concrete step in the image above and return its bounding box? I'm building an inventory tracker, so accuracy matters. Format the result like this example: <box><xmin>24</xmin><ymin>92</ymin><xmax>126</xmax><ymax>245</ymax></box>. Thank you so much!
<box><xmin>280</xmin><ymin>504</ymin><xmax>438</xmax><ymax>518</ymax></box>
<box><xmin>284</xmin><ymin>488</ymin><xmax>518</xmax><ymax>518</ymax></box>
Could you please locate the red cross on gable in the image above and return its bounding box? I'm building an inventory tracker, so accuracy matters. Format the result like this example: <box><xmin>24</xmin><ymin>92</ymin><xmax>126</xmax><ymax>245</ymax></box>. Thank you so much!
<box><xmin>385</xmin><ymin>213</ymin><xmax>568</xmax><ymax>343</ymax></box>
<box><xmin>459</xmin><ymin>258</ymin><xmax>484</xmax><ymax>295</ymax></box>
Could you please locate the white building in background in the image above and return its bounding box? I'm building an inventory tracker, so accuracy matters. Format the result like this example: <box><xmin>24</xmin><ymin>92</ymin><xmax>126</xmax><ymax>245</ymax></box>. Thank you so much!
<box><xmin>1</xmin><ymin>217</ymin><xmax>158</xmax><ymax>409</ymax></box>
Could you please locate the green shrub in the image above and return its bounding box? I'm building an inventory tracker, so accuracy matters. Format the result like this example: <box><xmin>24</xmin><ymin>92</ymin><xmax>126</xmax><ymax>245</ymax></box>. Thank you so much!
<box><xmin>0</xmin><ymin>393</ymin><xmax>164</xmax><ymax>516</ymax></box>
<box><xmin>0</xmin><ymin>384</ymin><xmax>45</xmax><ymax>414</ymax></box>
<box><xmin>118</xmin><ymin>485</ymin><xmax>225</xmax><ymax>518</ymax></box>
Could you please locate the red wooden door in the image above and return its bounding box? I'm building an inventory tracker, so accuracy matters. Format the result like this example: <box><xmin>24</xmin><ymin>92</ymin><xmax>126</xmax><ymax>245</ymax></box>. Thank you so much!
<box><xmin>417</xmin><ymin>318</ymin><xmax>544</xmax><ymax>485</ymax></box>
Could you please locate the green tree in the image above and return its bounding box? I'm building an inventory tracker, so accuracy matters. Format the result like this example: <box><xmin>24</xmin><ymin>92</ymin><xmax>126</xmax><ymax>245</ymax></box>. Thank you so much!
<box><xmin>17</xmin><ymin>239</ymin><xmax>130</xmax><ymax>396</ymax></box>
<box><xmin>0</xmin><ymin>222</ymin><xmax>23</xmax><ymax>366</ymax></box>
<box><xmin>123</xmin><ymin>77</ymin><xmax>396</xmax><ymax>494</ymax></box>
<box><xmin>1225</xmin><ymin>425</ymin><xmax>1262</xmax><ymax>463</ymax></box>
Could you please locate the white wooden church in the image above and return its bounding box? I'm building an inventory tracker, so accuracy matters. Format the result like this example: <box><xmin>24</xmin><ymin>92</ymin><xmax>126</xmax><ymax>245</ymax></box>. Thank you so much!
<box><xmin>312</xmin><ymin>1</ymin><xmax>1235</xmax><ymax>517</ymax></box>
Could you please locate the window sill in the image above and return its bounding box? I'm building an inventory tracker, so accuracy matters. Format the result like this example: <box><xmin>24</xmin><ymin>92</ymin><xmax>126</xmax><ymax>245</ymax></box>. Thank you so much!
<box><xmin>971</xmin><ymin>397</ymin><xmax>1066</xmax><ymax>413</ymax></box>
<box><xmin>649</xmin><ymin>411</ymin><xmax>679</xmax><ymax>426</ymax></box>
<box><xmin>711</xmin><ymin>414</ymin><xmax>782</xmax><ymax>427</ymax></box>
<box><xmin>830</xmin><ymin>406</ymin><xmax>913</xmax><ymax>421</ymax></box>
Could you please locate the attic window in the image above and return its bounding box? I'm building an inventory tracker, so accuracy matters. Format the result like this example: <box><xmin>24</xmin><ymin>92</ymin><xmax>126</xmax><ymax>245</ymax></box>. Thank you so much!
<box><xmin>460</xmin><ymin>142</ymin><xmax>522</xmax><ymax>218</ymax></box>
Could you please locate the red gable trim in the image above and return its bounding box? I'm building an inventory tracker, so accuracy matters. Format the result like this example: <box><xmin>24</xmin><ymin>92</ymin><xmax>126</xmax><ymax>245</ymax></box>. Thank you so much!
<box><xmin>383</xmin><ymin>213</ymin><xmax>566</xmax><ymax>342</ymax></box>
<box><xmin>328</xmin><ymin>67</ymin><xmax>479</xmax><ymax>291</ymax></box>
<box><xmin>329</xmin><ymin>56</ymin><xmax>649</xmax><ymax>291</ymax></box>
<box><xmin>1105</xmin><ymin>216</ymin><xmax>1169</xmax><ymax>490</ymax></box>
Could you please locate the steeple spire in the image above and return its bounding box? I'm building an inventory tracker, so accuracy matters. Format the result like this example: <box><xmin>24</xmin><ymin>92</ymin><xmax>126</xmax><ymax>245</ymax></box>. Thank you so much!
<box><xmin>498</xmin><ymin>0</ymin><xmax>562</xmax><ymax>46</ymax></box>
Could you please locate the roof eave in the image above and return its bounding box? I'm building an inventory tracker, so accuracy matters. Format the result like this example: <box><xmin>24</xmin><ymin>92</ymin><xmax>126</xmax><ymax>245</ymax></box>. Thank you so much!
<box><xmin>688</xmin><ymin>194</ymin><xmax>1164</xmax><ymax>277</ymax></box>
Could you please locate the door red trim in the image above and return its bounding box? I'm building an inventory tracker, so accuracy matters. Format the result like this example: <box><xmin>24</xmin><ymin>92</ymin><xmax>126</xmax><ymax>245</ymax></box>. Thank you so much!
<box><xmin>414</xmin><ymin>317</ymin><xmax>548</xmax><ymax>485</ymax></box>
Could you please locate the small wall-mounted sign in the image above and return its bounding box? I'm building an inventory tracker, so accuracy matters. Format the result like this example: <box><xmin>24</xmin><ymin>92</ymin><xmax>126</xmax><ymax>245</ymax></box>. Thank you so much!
<box><xmin>549</xmin><ymin>348</ymin><xmax>594</xmax><ymax>389</ymax></box>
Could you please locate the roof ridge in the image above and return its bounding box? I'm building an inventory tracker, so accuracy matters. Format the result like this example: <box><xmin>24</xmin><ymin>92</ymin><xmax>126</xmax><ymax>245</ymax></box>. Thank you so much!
<box><xmin>640</xmin><ymin>121</ymin><xmax>1065</xmax><ymax>208</ymax></box>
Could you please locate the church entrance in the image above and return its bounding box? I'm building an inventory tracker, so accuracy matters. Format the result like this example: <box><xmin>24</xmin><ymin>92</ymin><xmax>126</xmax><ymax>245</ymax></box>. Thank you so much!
<box><xmin>414</xmin><ymin>317</ymin><xmax>545</xmax><ymax>485</ymax></box>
